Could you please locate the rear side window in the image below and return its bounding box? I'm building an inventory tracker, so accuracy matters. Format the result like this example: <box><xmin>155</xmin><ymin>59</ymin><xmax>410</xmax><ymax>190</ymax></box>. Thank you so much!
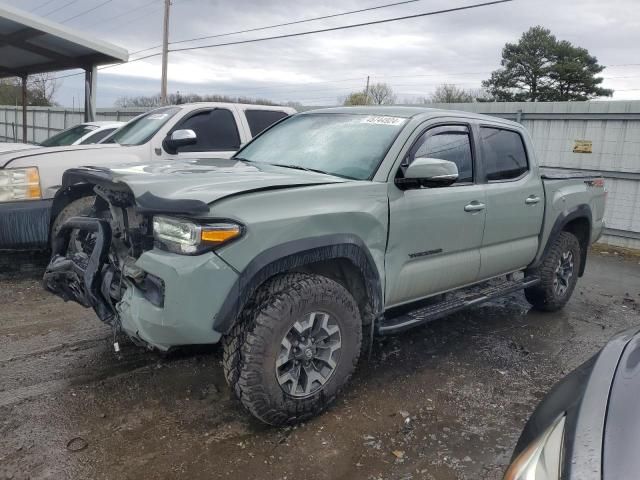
<box><xmin>80</xmin><ymin>128</ymin><xmax>116</xmax><ymax>144</ymax></box>
<box><xmin>245</xmin><ymin>109</ymin><xmax>289</xmax><ymax>136</ymax></box>
<box><xmin>176</xmin><ymin>109</ymin><xmax>241</xmax><ymax>152</ymax></box>
<box><xmin>409</xmin><ymin>125</ymin><xmax>473</xmax><ymax>183</ymax></box>
<box><xmin>480</xmin><ymin>127</ymin><xmax>528</xmax><ymax>181</ymax></box>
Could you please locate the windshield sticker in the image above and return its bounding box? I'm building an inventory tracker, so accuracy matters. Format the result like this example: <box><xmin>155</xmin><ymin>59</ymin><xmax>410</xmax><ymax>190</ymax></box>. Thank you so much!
<box><xmin>361</xmin><ymin>115</ymin><xmax>406</xmax><ymax>126</ymax></box>
<box><xmin>147</xmin><ymin>113</ymin><xmax>169</xmax><ymax>120</ymax></box>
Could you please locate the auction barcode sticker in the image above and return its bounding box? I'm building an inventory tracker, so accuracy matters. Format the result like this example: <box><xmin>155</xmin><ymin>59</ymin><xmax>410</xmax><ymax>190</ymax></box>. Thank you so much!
<box><xmin>361</xmin><ymin>115</ymin><xmax>406</xmax><ymax>126</ymax></box>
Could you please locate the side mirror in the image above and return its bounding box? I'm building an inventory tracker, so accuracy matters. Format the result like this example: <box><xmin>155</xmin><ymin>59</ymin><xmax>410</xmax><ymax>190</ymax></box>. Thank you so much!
<box><xmin>163</xmin><ymin>129</ymin><xmax>197</xmax><ymax>154</ymax></box>
<box><xmin>396</xmin><ymin>157</ymin><xmax>459</xmax><ymax>189</ymax></box>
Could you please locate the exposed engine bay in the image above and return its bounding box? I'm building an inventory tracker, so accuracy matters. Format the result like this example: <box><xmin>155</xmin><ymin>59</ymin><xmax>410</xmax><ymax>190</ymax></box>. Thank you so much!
<box><xmin>43</xmin><ymin>183</ymin><xmax>155</xmax><ymax>336</ymax></box>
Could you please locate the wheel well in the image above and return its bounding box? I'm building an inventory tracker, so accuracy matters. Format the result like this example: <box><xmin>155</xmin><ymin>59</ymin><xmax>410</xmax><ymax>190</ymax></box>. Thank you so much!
<box><xmin>49</xmin><ymin>185</ymin><xmax>95</xmax><ymax>229</ymax></box>
<box><xmin>294</xmin><ymin>258</ymin><xmax>375</xmax><ymax>326</ymax></box>
<box><xmin>563</xmin><ymin>217</ymin><xmax>590</xmax><ymax>276</ymax></box>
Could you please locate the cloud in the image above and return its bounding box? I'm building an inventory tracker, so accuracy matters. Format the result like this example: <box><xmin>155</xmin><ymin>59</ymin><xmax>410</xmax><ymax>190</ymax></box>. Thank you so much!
<box><xmin>10</xmin><ymin>0</ymin><xmax>640</xmax><ymax>106</ymax></box>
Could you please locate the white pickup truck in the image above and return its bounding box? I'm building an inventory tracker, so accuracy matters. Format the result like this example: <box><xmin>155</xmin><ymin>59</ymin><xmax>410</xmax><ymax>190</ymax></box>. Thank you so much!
<box><xmin>0</xmin><ymin>102</ymin><xmax>295</xmax><ymax>249</ymax></box>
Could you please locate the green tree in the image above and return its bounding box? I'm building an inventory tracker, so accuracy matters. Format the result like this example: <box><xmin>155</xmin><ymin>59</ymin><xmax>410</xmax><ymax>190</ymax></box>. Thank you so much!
<box><xmin>543</xmin><ymin>40</ymin><xmax>613</xmax><ymax>100</ymax></box>
<box><xmin>483</xmin><ymin>26</ymin><xmax>612</xmax><ymax>101</ymax></box>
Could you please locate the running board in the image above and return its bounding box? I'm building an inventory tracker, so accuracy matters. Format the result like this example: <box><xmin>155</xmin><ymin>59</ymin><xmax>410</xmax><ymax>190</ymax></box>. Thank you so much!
<box><xmin>378</xmin><ymin>276</ymin><xmax>540</xmax><ymax>335</ymax></box>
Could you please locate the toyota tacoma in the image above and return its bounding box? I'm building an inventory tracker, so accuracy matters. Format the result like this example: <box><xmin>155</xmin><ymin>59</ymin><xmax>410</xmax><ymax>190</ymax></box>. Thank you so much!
<box><xmin>43</xmin><ymin>107</ymin><xmax>606</xmax><ymax>425</ymax></box>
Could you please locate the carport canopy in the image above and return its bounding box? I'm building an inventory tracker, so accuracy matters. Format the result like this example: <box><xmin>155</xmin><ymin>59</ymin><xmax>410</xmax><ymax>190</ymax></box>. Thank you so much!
<box><xmin>0</xmin><ymin>3</ymin><xmax>128</xmax><ymax>141</ymax></box>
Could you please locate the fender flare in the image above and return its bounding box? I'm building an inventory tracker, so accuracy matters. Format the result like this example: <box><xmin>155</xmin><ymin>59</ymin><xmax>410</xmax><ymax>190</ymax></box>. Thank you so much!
<box><xmin>533</xmin><ymin>204</ymin><xmax>592</xmax><ymax>276</ymax></box>
<box><xmin>212</xmin><ymin>234</ymin><xmax>383</xmax><ymax>334</ymax></box>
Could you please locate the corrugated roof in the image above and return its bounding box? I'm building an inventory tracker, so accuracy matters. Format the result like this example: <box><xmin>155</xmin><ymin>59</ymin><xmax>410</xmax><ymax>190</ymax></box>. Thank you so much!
<box><xmin>0</xmin><ymin>3</ymin><xmax>128</xmax><ymax>78</ymax></box>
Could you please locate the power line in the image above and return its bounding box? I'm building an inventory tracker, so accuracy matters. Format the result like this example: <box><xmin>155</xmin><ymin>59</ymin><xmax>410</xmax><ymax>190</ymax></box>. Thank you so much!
<box><xmin>41</xmin><ymin>0</ymin><xmax>80</xmax><ymax>17</ymax></box>
<box><xmin>62</xmin><ymin>0</ymin><xmax>114</xmax><ymax>23</ymax></box>
<box><xmin>97</xmin><ymin>2</ymin><xmax>163</xmax><ymax>33</ymax></box>
<box><xmin>167</xmin><ymin>0</ymin><xmax>515</xmax><ymax>54</ymax></box>
<box><xmin>130</xmin><ymin>0</ymin><xmax>432</xmax><ymax>56</ymax></box>
<box><xmin>30</xmin><ymin>0</ymin><xmax>58</xmax><ymax>12</ymax></box>
<box><xmin>82</xmin><ymin>0</ymin><xmax>157</xmax><ymax>29</ymax></box>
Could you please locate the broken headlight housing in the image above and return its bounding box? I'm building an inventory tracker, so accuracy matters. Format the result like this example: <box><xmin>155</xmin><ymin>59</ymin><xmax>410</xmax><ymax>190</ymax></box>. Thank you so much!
<box><xmin>0</xmin><ymin>167</ymin><xmax>42</xmax><ymax>202</ymax></box>
<box><xmin>503</xmin><ymin>415</ymin><xmax>566</xmax><ymax>480</ymax></box>
<box><xmin>152</xmin><ymin>215</ymin><xmax>242</xmax><ymax>255</ymax></box>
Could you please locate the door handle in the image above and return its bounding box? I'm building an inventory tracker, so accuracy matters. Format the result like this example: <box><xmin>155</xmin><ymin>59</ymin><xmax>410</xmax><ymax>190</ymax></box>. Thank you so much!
<box><xmin>464</xmin><ymin>202</ymin><xmax>485</xmax><ymax>212</ymax></box>
<box><xmin>525</xmin><ymin>195</ymin><xmax>541</xmax><ymax>205</ymax></box>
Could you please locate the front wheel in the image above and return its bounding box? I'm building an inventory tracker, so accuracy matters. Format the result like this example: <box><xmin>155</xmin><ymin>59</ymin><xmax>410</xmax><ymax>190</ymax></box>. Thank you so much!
<box><xmin>225</xmin><ymin>273</ymin><xmax>362</xmax><ymax>425</ymax></box>
<box><xmin>525</xmin><ymin>231</ymin><xmax>581</xmax><ymax>311</ymax></box>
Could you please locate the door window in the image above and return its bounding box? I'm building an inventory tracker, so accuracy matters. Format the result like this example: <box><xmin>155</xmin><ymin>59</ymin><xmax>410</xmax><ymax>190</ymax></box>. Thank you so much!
<box><xmin>480</xmin><ymin>127</ymin><xmax>528</xmax><ymax>181</ymax></box>
<box><xmin>406</xmin><ymin>125</ymin><xmax>473</xmax><ymax>183</ymax></box>
<box><xmin>245</xmin><ymin>109</ymin><xmax>289</xmax><ymax>136</ymax></box>
<box><xmin>176</xmin><ymin>109</ymin><xmax>241</xmax><ymax>152</ymax></box>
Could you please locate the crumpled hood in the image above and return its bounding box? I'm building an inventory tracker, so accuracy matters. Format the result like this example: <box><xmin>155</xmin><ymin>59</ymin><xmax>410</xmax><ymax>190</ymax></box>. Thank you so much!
<box><xmin>0</xmin><ymin>143</ymin><xmax>121</xmax><ymax>168</ymax></box>
<box><xmin>62</xmin><ymin>158</ymin><xmax>349</xmax><ymax>208</ymax></box>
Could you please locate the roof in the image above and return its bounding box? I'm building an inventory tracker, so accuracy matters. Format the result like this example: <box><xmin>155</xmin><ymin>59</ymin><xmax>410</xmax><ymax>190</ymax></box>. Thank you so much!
<box><xmin>0</xmin><ymin>3</ymin><xmax>128</xmax><ymax>78</ymax></box>
<box><xmin>303</xmin><ymin>105</ymin><xmax>522</xmax><ymax>127</ymax></box>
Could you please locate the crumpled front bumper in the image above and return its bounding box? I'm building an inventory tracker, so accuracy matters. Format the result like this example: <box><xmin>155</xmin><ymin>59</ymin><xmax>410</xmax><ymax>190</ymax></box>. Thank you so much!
<box><xmin>116</xmin><ymin>249</ymin><xmax>239</xmax><ymax>350</ymax></box>
<box><xmin>43</xmin><ymin>216</ymin><xmax>240</xmax><ymax>350</ymax></box>
<box><xmin>43</xmin><ymin>216</ymin><xmax>116</xmax><ymax>322</ymax></box>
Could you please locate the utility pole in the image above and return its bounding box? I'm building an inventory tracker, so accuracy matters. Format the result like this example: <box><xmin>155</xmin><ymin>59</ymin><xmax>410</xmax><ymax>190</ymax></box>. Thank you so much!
<box><xmin>160</xmin><ymin>0</ymin><xmax>171</xmax><ymax>105</ymax></box>
<box><xmin>364</xmin><ymin>76</ymin><xmax>370</xmax><ymax>104</ymax></box>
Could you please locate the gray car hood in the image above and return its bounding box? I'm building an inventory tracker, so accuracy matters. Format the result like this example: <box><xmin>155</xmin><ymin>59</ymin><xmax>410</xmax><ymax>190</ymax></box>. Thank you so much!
<box><xmin>62</xmin><ymin>158</ymin><xmax>349</xmax><ymax>210</ymax></box>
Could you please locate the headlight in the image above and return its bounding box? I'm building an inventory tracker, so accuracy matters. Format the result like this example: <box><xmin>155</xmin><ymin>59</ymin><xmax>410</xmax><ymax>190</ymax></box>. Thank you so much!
<box><xmin>0</xmin><ymin>167</ymin><xmax>42</xmax><ymax>202</ymax></box>
<box><xmin>504</xmin><ymin>415</ymin><xmax>566</xmax><ymax>480</ymax></box>
<box><xmin>152</xmin><ymin>215</ymin><xmax>242</xmax><ymax>254</ymax></box>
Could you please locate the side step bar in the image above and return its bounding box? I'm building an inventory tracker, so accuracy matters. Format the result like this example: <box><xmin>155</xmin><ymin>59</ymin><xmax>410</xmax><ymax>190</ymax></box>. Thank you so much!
<box><xmin>378</xmin><ymin>276</ymin><xmax>540</xmax><ymax>335</ymax></box>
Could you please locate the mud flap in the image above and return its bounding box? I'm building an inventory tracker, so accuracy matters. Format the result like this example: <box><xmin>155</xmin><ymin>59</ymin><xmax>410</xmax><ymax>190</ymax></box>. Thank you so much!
<box><xmin>43</xmin><ymin>217</ymin><xmax>115</xmax><ymax>321</ymax></box>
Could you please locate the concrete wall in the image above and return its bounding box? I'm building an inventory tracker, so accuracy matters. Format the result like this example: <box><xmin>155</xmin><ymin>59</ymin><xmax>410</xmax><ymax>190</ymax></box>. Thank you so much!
<box><xmin>1</xmin><ymin>101</ymin><xmax>639</xmax><ymax>248</ymax></box>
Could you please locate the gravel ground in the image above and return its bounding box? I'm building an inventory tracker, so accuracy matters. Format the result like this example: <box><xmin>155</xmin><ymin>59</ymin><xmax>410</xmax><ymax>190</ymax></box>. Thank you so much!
<box><xmin>0</xmin><ymin>250</ymin><xmax>639</xmax><ymax>480</ymax></box>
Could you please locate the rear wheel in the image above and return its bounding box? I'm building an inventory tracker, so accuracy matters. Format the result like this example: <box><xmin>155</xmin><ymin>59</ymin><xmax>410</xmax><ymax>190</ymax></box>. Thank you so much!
<box><xmin>525</xmin><ymin>231</ymin><xmax>581</xmax><ymax>311</ymax></box>
<box><xmin>223</xmin><ymin>273</ymin><xmax>362</xmax><ymax>425</ymax></box>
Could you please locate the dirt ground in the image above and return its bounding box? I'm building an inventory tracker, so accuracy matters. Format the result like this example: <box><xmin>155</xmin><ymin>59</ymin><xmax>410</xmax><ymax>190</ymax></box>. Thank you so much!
<box><xmin>1</xmin><ymin>251</ymin><xmax>639</xmax><ymax>480</ymax></box>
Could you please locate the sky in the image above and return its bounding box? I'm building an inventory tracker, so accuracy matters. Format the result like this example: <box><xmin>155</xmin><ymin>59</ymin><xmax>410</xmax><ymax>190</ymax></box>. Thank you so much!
<box><xmin>4</xmin><ymin>0</ymin><xmax>640</xmax><ymax>107</ymax></box>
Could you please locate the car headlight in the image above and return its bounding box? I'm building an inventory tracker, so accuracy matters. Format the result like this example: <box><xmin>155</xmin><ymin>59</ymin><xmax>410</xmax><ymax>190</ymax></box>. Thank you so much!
<box><xmin>0</xmin><ymin>167</ymin><xmax>42</xmax><ymax>202</ymax></box>
<box><xmin>504</xmin><ymin>415</ymin><xmax>566</xmax><ymax>480</ymax></box>
<box><xmin>152</xmin><ymin>215</ymin><xmax>242</xmax><ymax>254</ymax></box>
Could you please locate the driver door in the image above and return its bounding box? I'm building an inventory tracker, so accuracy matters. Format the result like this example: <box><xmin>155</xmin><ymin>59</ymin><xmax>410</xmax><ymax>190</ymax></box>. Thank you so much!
<box><xmin>385</xmin><ymin>124</ymin><xmax>486</xmax><ymax>308</ymax></box>
<box><xmin>170</xmin><ymin>108</ymin><xmax>243</xmax><ymax>159</ymax></box>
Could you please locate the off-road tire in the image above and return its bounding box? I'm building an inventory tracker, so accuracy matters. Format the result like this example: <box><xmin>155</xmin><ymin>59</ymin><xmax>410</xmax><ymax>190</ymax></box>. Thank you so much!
<box><xmin>222</xmin><ymin>273</ymin><xmax>311</xmax><ymax>397</ymax></box>
<box><xmin>223</xmin><ymin>273</ymin><xmax>362</xmax><ymax>425</ymax></box>
<box><xmin>525</xmin><ymin>231</ymin><xmax>581</xmax><ymax>312</ymax></box>
<box><xmin>50</xmin><ymin>196</ymin><xmax>96</xmax><ymax>250</ymax></box>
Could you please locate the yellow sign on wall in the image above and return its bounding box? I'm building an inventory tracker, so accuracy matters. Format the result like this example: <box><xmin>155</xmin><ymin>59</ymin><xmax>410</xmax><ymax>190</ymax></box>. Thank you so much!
<box><xmin>573</xmin><ymin>140</ymin><xmax>593</xmax><ymax>154</ymax></box>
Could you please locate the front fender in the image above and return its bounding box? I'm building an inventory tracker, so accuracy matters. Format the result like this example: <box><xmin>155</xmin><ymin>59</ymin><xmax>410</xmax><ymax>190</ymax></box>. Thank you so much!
<box><xmin>212</xmin><ymin>234</ymin><xmax>383</xmax><ymax>334</ymax></box>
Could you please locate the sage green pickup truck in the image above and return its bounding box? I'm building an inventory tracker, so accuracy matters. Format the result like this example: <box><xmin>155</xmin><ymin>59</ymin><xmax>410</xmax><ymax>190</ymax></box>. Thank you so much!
<box><xmin>44</xmin><ymin>106</ymin><xmax>606</xmax><ymax>425</ymax></box>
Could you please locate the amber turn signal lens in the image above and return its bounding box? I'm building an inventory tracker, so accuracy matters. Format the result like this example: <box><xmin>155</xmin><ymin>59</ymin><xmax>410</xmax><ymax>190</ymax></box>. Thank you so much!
<box><xmin>26</xmin><ymin>167</ymin><xmax>42</xmax><ymax>199</ymax></box>
<box><xmin>200</xmin><ymin>225</ymin><xmax>241</xmax><ymax>244</ymax></box>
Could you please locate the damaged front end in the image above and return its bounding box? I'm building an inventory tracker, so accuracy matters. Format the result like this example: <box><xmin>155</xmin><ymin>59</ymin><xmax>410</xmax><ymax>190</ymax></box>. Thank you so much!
<box><xmin>44</xmin><ymin>181</ymin><xmax>154</xmax><ymax>335</ymax></box>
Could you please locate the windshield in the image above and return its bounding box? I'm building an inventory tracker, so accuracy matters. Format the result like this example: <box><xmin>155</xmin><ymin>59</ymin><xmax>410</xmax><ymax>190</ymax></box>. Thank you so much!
<box><xmin>235</xmin><ymin>113</ymin><xmax>407</xmax><ymax>180</ymax></box>
<box><xmin>40</xmin><ymin>124</ymin><xmax>97</xmax><ymax>147</ymax></box>
<box><xmin>105</xmin><ymin>107</ymin><xmax>180</xmax><ymax>146</ymax></box>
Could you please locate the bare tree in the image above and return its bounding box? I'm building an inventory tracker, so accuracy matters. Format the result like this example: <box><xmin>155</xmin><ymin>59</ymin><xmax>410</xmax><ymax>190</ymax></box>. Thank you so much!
<box><xmin>114</xmin><ymin>92</ymin><xmax>279</xmax><ymax>108</ymax></box>
<box><xmin>28</xmin><ymin>73</ymin><xmax>59</xmax><ymax>106</ymax></box>
<box><xmin>429</xmin><ymin>84</ymin><xmax>474</xmax><ymax>103</ymax></box>
<box><xmin>368</xmin><ymin>82</ymin><xmax>396</xmax><ymax>105</ymax></box>
<box><xmin>342</xmin><ymin>91</ymin><xmax>370</xmax><ymax>106</ymax></box>
<box><xmin>0</xmin><ymin>74</ymin><xmax>58</xmax><ymax>106</ymax></box>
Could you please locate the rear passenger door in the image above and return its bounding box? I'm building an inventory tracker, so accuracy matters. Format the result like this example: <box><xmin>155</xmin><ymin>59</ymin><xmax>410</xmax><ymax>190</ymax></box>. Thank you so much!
<box><xmin>173</xmin><ymin>108</ymin><xmax>242</xmax><ymax>159</ymax></box>
<box><xmin>244</xmin><ymin>109</ymin><xmax>289</xmax><ymax>137</ymax></box>
<box><xmin>478</xmin><ymin>126</ymin><xmax>544</xmax><ymax>279</ymax></box>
